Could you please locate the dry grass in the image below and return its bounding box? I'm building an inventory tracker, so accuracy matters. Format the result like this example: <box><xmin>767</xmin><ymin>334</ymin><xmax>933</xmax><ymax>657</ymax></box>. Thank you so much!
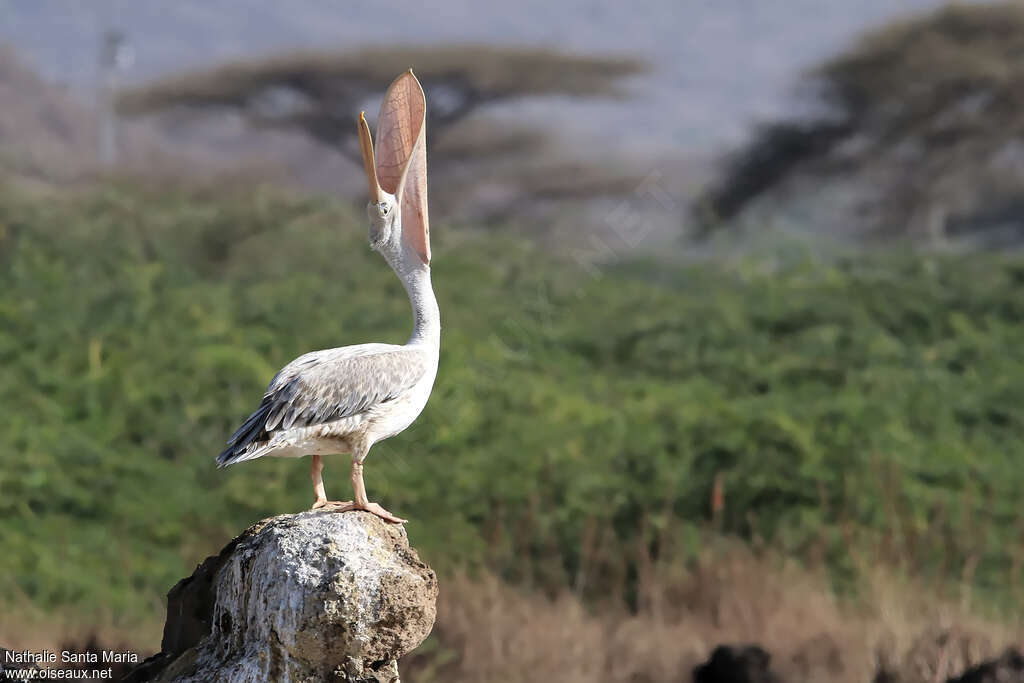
<box><xmin>2</xmin><ymin>539</ymin><xmax>1020</xmax><ymax>682</ymax></box>
<box><xmin>405</xmin><ymin>542</ymin><xmax>1023</xmax><ymax>683</ymax></box>
<box><xmin>0</xmin><ymin>602</ymin><xmax>161</xmax><ymax>663</ymax></box>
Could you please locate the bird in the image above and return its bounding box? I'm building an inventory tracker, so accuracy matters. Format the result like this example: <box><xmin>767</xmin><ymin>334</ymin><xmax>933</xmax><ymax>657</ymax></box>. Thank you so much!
<box><xmin>216</xmin><ymin>70</ymin><xmax>438</xmax><ymax>524</ymax></box>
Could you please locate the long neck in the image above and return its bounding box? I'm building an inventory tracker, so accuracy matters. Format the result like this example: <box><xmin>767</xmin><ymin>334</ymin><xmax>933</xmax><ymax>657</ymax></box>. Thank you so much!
<box><xmin>397</xmin><ymin>263</ymin><xmax>440</xmax><ymax>347</ymax></box>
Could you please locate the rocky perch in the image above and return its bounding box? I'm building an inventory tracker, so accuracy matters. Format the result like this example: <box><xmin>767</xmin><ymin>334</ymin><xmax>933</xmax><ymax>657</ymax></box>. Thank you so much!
<box><xmin>125</xmin><ymin>511</ymin><xmax>437</xmax><ymax>683</ymax></box>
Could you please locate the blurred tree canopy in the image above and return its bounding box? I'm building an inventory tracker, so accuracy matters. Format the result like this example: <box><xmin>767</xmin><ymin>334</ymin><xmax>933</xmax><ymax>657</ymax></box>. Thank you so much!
<box><xmin>117</xmin><ymin>45</ymin><xmax>646</xmax><ymax>164</ymax></box>
<box><xmin>697</xmin><ymin>2</ymin><xmax>1024</xmax><ymax>245</ymax></box>
<box><xmin>117</xmin><ymin>45</ymin><xmax>652</xmax><ymax>225</ymax></box>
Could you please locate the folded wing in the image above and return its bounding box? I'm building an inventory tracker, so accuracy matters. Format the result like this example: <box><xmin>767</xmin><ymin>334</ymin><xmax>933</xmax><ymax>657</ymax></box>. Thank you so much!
<box><xmin>217</xmin><ymin>346</ymin><xmax>429</xmax><ymax>466</ymax></box>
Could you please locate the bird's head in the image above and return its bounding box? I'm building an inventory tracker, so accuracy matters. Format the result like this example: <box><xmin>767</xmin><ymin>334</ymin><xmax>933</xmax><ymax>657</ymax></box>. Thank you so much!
<box><xmin>358</xmin><ymin>70</ymin><xmax>430</xmax><ymax>269</ymax></box>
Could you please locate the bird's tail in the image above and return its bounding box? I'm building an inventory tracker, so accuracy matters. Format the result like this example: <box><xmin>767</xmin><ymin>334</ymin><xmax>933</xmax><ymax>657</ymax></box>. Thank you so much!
<box><xmin>217</xmin><ymin>401</ymin><xmax>272</xmax><ymax>467</ymax></box>
<box><xmin>216</xmin><ymin>443</ymin><xmax>272</xmax><ymax>468</ymax></box>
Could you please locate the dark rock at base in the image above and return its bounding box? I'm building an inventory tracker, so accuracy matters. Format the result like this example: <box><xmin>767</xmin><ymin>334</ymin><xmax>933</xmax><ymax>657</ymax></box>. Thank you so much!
<box><xmin>693</xmin><ymin>644</ymin><xmax>781</xmax><ymax>683</ymax></box>
<box><xmin>948</xmin><ymin>648</ymin><xmax>1024</xmax><ymax>683</ymax></box>
<box><xmin>0</xmin><ymin>648</ymin><xmax>41</xmax><ymax>683</ymax></box>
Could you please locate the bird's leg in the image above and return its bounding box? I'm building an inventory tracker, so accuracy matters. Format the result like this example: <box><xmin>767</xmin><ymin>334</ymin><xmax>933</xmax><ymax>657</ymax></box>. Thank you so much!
<box><xmin>309</xmin><ymin>453</ymin><xmax>403</xmax><ymax>523</ymax></box>
<box><xmin>310</xmin><ymin>454</ymin><xmax>353</xmax><ymax>510</ymax></box>
<box><xmin>349</xmin><ymin>458</ymin><xmax>407</xmax><ymax>524</ymax></box>
<box><xmin>311</xmin><ymin>455</ymin><xmax>326</xmax><ymax>505</ymax></box>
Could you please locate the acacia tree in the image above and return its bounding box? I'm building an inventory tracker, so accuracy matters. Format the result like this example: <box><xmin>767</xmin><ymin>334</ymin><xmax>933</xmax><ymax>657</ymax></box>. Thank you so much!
<box><xmin>117</xmin><ymin>46</ymin><xmax>653</xmax><ymax>225</ymax></box>
<box><xmin>696</xmin><ymin>2</ymin><xmax>1024</xmax><ymax>244</ymax></box>
<box><xmin>117</xmin><ymin>45</ymin><xmax>646</xmax><ymax>166</ymax></box>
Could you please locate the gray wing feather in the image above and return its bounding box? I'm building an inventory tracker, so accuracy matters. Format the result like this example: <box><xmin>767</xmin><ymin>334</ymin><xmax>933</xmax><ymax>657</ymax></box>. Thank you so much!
<box><xmin>266</xmin><ymin>347</ymin><xmax>428</xmax><ymax>430</ymax></box>
<box><xmin>217</xmin><ymin>346</ymin><xmax>428</xmax><ymax>466</ymax></box>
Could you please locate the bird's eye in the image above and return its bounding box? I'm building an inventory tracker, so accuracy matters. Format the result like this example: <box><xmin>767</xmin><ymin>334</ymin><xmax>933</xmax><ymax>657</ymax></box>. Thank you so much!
<box><xmin>380</xmin><ymin>204</ymin><xmax>390</xmax><ymax>216</ymax></box>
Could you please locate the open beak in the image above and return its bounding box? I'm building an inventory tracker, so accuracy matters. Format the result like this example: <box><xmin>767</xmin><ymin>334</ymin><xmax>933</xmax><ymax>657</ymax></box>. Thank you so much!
<box><xmin>358</xmin><ymin>111</ymin><xmax>384</xmax><ymax>203</ymax></box>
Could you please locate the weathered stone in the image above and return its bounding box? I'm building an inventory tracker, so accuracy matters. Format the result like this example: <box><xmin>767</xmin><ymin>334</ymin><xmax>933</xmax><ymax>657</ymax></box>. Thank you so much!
<box><xmin>126</xmin><ymin>511</ymin><xmax>437</xmax><ymax>682</ymax></box>
<box><xmin>0</xmin><ymin>649</ymin><xmax>41</xmax><ymax>683</ymax></box>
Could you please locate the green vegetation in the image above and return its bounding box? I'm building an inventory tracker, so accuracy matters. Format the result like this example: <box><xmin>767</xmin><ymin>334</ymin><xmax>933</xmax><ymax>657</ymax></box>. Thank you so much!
<box><xmin>2</xmin><ymin>184</ymin><xmax>1024</xmax><ymax>631</ymax></box>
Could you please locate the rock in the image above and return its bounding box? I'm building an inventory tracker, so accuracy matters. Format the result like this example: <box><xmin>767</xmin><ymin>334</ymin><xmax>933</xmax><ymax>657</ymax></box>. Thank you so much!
<box><xmin>59</xmin><ymin>635</ymin><xmax>139</xmax><ymax>680</ymax></box>
<box><xmin>125</xmin><ymin>510</ymin><xmax>437</xmax><ymax>683</ymax></box>
<box><xmin>0</xmin><ymin>649</ymin><xmax>41</xmax><ymax>683</ymax></box>
<box><xmin>692</xmin><ymin>644</ymin><xmax>782</xmax><ymax>683</ymax></box>
<box><xmin>948</xmin><ymin>648</ymin><xmax>1024</xmax><ymax>683</ymax></box>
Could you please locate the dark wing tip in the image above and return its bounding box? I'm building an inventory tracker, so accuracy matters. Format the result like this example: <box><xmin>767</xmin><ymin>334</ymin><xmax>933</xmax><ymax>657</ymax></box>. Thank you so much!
<box><xmin>217</xmin><ymin>401</ymin><xmax>273</xmax><ymax>467</ymax></box>
<box><xmin>216</xmin><ymin>445</ymin><xmax>243</xmax><ymax>467</ymax></box>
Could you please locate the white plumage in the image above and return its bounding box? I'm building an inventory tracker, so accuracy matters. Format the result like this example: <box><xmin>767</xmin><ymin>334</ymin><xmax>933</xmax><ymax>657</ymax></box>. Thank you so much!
<box><xmin>217</xmin><ymin>71</ymin><xmax>438</xmax><ymax>524</ymax></box>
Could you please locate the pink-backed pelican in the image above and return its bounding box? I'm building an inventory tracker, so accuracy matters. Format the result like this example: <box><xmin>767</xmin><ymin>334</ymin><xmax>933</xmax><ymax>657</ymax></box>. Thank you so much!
<box><xmin>217</xmin><ymin>71</ymin><xmax>438</xmax><ymax>524</ymax></box>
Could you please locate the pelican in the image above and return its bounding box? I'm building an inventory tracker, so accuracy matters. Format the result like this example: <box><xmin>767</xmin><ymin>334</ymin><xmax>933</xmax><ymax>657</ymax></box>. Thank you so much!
<box><xmin>216</xmin><ymin>71</ymin><xmax>437</xmax><ymax>524</ymax></box>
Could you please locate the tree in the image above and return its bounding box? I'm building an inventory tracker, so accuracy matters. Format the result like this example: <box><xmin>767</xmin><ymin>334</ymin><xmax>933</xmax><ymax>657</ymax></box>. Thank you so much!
<box><xmin>696</xmin><ymin>2</ymin><xmax>1024</xmax><ymax>245</ymax></box>
<box><xmin>117</xmin><ymin>45</ymin><xmax>653</xmax><ymax>228</ymax></box>
<box><xmin>117</xmin><ymin>45</ymin><xmax>646</xmax><ymax>166</ymax></box>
